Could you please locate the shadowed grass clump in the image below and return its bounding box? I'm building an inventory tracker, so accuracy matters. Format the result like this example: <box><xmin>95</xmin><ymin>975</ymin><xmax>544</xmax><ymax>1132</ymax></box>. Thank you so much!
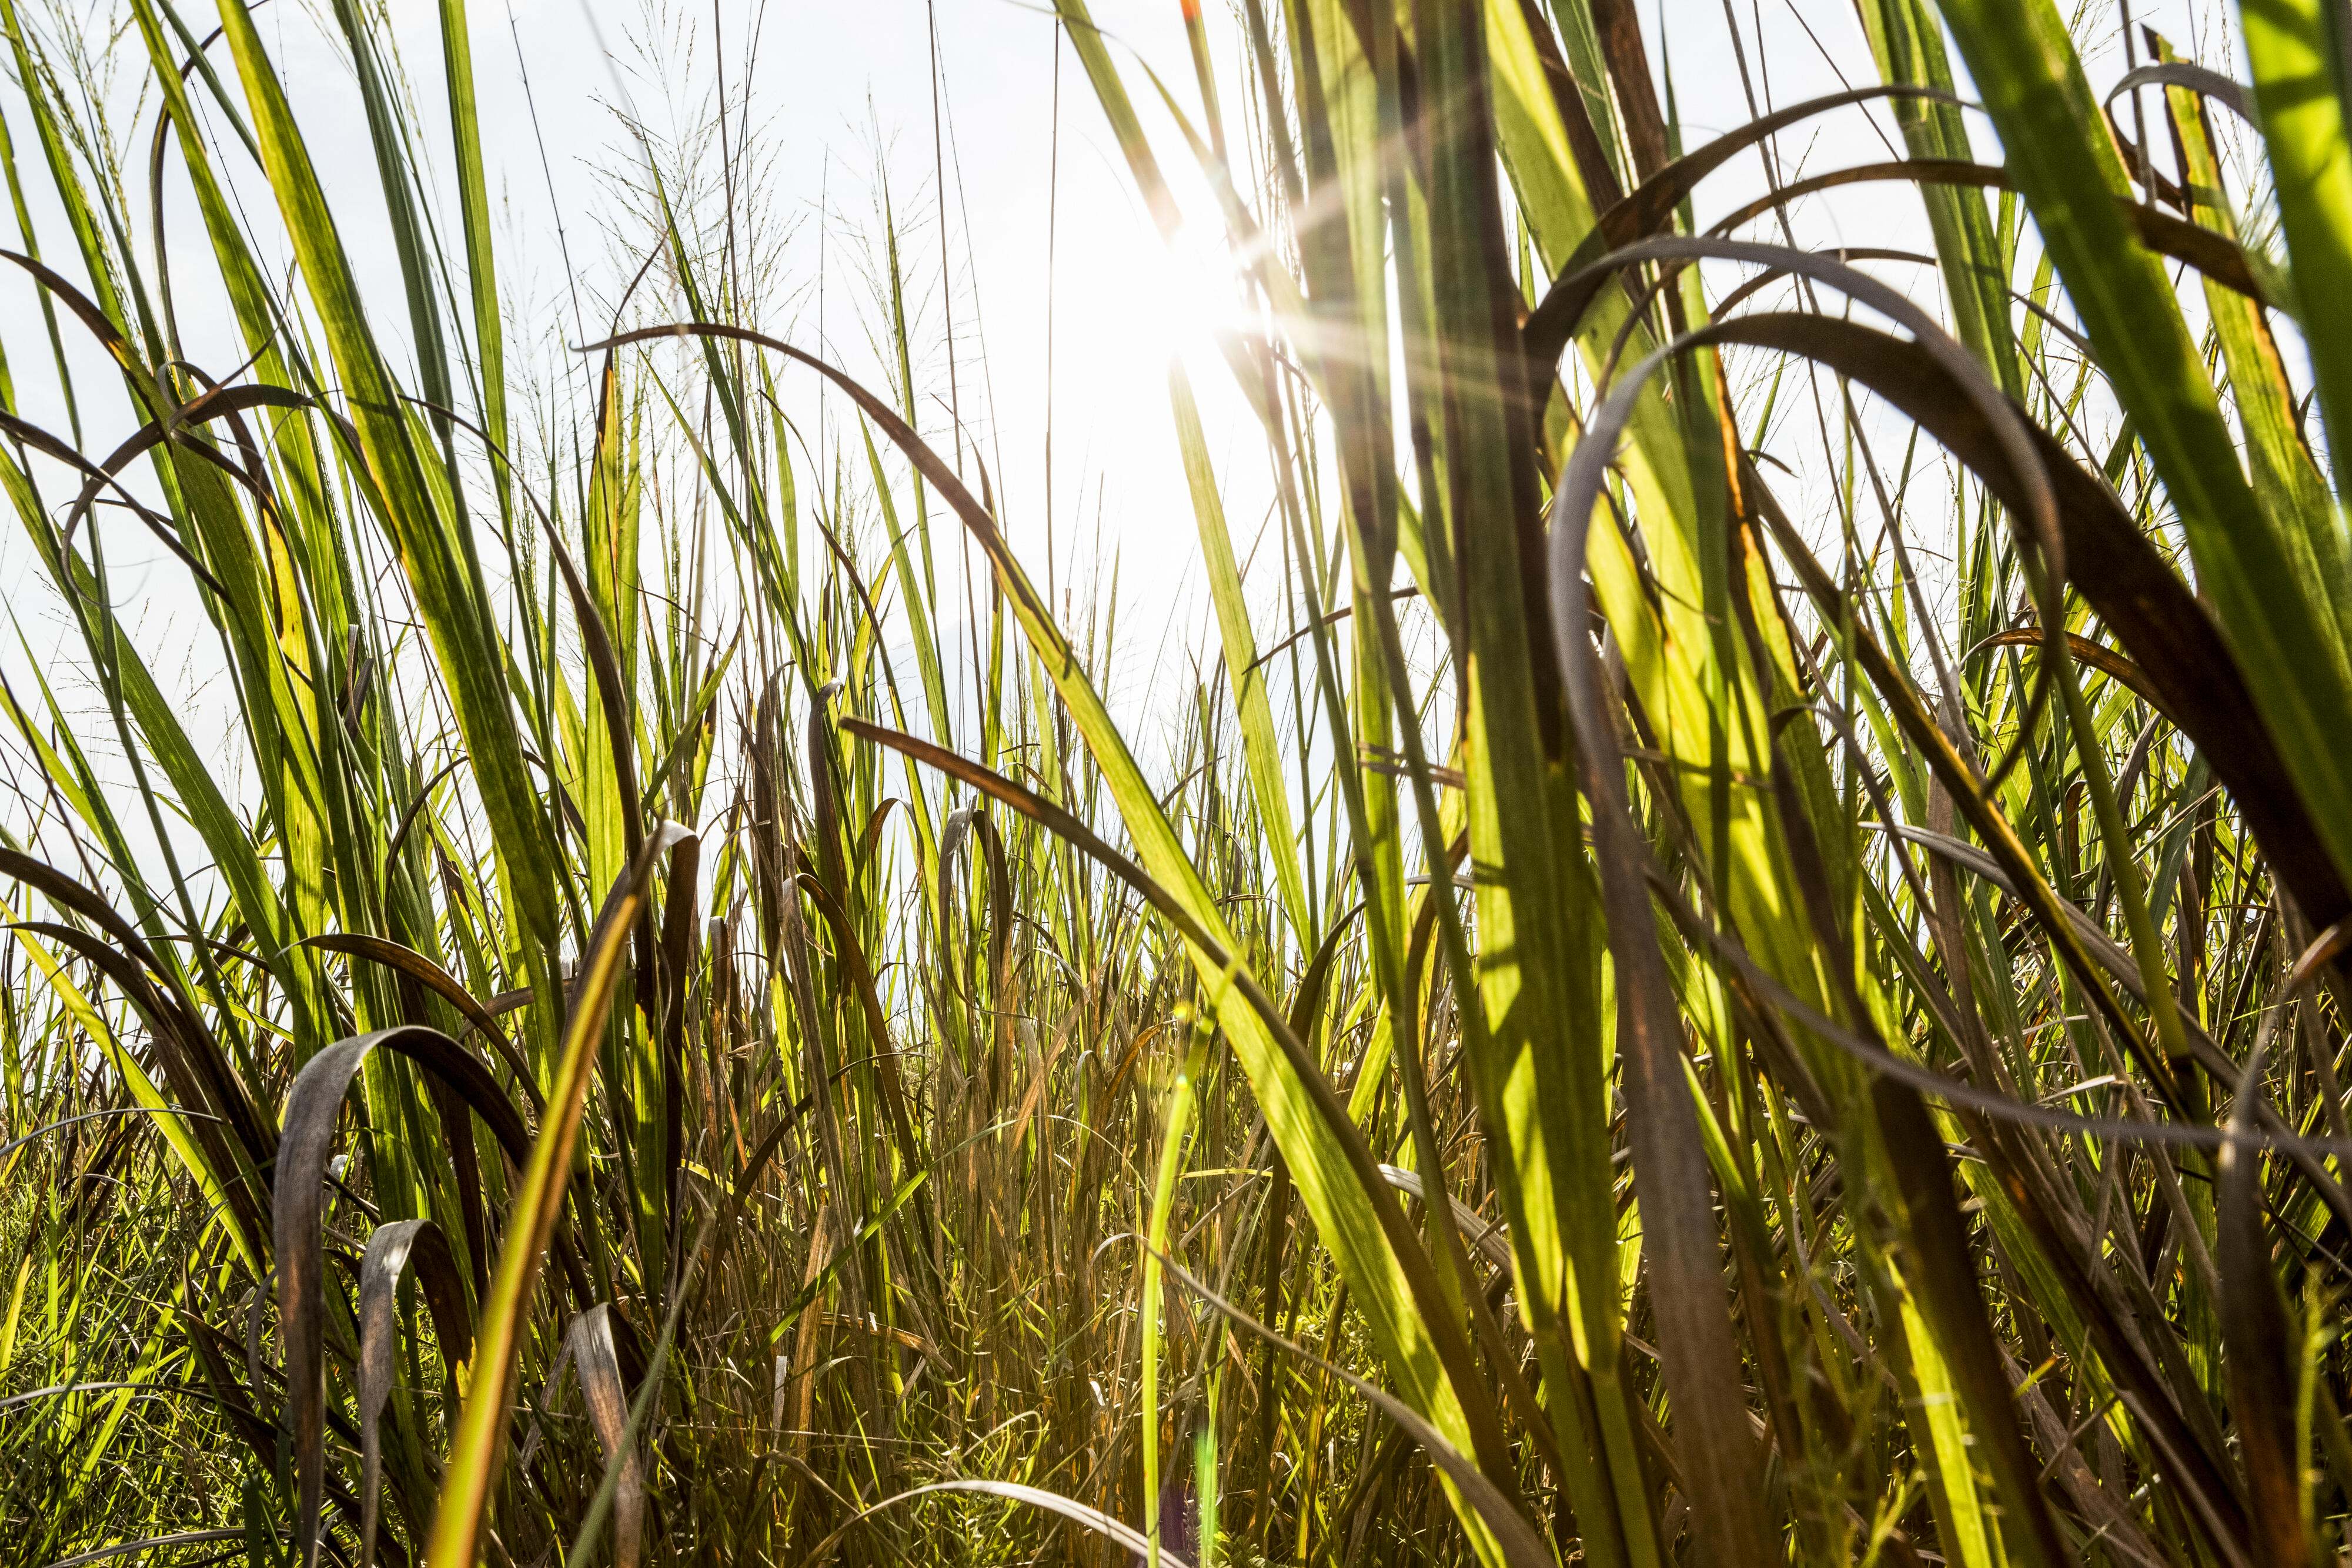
<box><xmin>8</xmin><ymin>0</ymin><xmax>2352</xmax><ymax>1563</ymax></box>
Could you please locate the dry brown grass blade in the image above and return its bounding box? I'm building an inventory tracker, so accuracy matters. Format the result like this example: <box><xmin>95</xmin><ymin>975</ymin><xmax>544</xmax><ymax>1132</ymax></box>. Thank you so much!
<box><xmin>2217</xmin><ymin>1035</ymin><xmax>2311</xmax><ymax>1567</ymax></box>
<box><xmin>2108</xmin><ymin>59</ymin><xmax>2254</xmax><ymax>123</ymax></box>
<box><xmin>1692</xmin><ymin>159</ymin><xmax>2271</xmax><ymax>305</ymax></box>
<box><xmin>276</xmin><ymin>1034</ymin><xmax>405</xmax><ymax>1568</ymax></box>
<box><xmin>0</xmin><ymin>248</ymin><xmax>161</xmax><ymax>408</ymax></box>
<box><xmin>1722</xmin><ymin>312</ymin><xmax>2350</xmax><ymax>935</ymax></box>
<box><xmin>300</xmin><ymin>932</ymin><xmax>542</xmax><ymax>1108</ymax></box>
<box><xmin>2288</xmin><ymin>920</ymin><xmax>2352</xmax><ymax>992</ymax></box>
<box><xmin>277</xmin><ymin>1025</ymin><xmax>539</xmax><ymax>1568</ymax></box>
<box><xmin>357</xmin><ymin>1219</ymin><xmax>469</xmax><ymax>1568</ymax></box>
<box><xmin>563</xmin><ymin>1305</ymin><xmax>646</xmax><ymax>1568</ymax></box>
<box><xmin>653</xmin><ymin>828</ymin><xmax>701</xmax><ymax>1269</ymax></box>
<box><xmin>1969</xmin><ymin>629</ymin><xmax>2176</xmax><ymax>721</ymax></box>
<box><xmin>11</xmin><ymin>917</ymin><xmax>276</xmax><ymax>1281</ymax></box>
<box><xmin>968</xmin><ymin>809</ymin><xmax>1014</xmax><ymax>1069</ymax></box>
<box><xmin>1</xmin><ymin>850</ymin><xmax>272</xmax><ymax>1161</ymax></box>
<box><xmin>656</xmin><ymin>830</ymin><xmax>701</xmax><ymax>1035</ymax></box>
<box><xmin>0</xmin><ymin>402</ymin><xmax>232</xmax><ymax>596</ymax></box>
<box><xmin>1521</xmin><ymin>84</ymin><xmax>1962</xmax><ymax>366</ymax></box>
<box><xmin>63</xmin><ymin>382</ymin><xmax>313</xmax><ymax>541</ymax></box>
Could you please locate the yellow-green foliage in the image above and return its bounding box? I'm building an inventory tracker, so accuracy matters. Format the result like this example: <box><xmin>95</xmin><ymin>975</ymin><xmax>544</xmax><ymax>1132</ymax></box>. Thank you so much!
<box><xmin>5</xmin><ymin>0</ymin><xmax>2352</xmax><ymax>1564</ymax></box>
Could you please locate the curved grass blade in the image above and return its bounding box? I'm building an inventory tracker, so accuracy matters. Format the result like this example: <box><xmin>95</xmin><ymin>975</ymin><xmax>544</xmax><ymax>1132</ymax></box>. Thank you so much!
<box><xmin>1151</xmin><ymin>1249</ymin><xmax>1554</xmax><ymax>1568</ymax></box>
<box><xmin>1706</xmin><ymin>310</ymin><xmax>2348</xmax><ymax>937</ymax></box>
<box><xmin>807</xmin><ymin>1479</ymin><xmax>1185</xmax><ymax>1568</ymax></box>
<box><xmin>1941</xmin><ymin>0</ymin><xmax>2352</xmax><ymax>901</ymax></box>
<box><xmin>276</xmin><ymin>1019</ymin><xmax>564</xmax><ymax>1568</ymax></box>
<box><xmin>356</xmin><ymin>1221</ymin><xmax>470</xmax><ymax>1568</ymax></box>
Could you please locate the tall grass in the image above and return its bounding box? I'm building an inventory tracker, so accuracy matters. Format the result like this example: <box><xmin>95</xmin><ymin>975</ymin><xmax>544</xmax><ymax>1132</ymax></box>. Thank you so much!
<box><xmin>5</xmin><ymin>0</ymin><xmax>2352</xmax><ymax>1563</ymax></box>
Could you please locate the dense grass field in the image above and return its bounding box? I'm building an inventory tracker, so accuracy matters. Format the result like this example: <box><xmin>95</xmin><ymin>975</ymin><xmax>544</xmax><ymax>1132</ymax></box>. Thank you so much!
<box><xmin>8</xmin><ymin>0</ymin><xmax>2352</xmax><ymax>1562</ymax></box>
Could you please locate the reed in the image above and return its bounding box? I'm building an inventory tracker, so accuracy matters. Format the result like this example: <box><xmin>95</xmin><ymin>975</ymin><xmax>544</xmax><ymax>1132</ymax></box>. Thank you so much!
<box><xmin>5</xmin><ymin>0</ymin><xmax>2352</xmax><ymax>1563</ymax></box>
